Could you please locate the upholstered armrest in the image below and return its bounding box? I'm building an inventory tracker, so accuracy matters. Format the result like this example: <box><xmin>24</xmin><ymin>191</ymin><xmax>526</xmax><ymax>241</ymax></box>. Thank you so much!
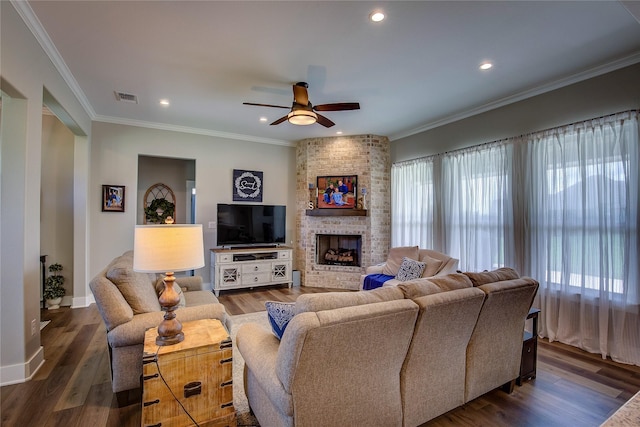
<box><xmin>237</xmin><ymin>323</ymin><xmax>293</xmax><ymax>413</ymax></box>
<box><xmin>175</xmin><ymin>276</ymin><xmax>204</xmax><ymax>292</ymax></box>
<box><xmin>107</xmin><ymin>311</ymin><xmax>165</xmax><ymax>348</ymax></box>
<box><xmin>107</xmin><ymin>303</ymin><xmax>229</xmax><ymax>348</ymax></box>
<box><xmin>184</xmin><ymin>290</ymin><xmax>220</xmax><ymax>306</ymax></box>
<box><xmin>365</xmin><ymin>264</ymin><xmax>385</xmax><ymax>275</ymax></box>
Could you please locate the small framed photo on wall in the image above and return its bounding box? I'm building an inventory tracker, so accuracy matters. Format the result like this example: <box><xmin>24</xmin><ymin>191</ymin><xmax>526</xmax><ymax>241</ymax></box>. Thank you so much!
<box><xmin>102</xmin><ymin>185</ymin><xmax>125</xmax><ymax>212</ymax></box>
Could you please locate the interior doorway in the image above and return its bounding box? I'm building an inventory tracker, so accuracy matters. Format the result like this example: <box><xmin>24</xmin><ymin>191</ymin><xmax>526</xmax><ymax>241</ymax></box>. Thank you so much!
<box><xmin>137</xmin><ymin>156</ymin><xmax>196</xmax><ymax>225</ymax></box>
<box><xmin>40</xmin><ymin>105</ymin><xmax>75</xmax><ymax>308</ymax></box>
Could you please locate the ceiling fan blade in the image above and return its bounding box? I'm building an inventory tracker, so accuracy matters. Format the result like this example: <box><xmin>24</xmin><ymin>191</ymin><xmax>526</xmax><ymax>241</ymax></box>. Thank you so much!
<box><xmin>315</xmin><ymin>113</ymin><xmax>335</xmax><ymax>128</ymax></box>
<box><xmin>243</xmin><ymin>102</ymin><xmax>290</xmax><ymax>109</ymax></box>
<box><xmin>314</xmin><ymin>102</ymin><xmax>360</xmax><ymax>112</ymax></box>
<box><xmin>293</xmin><ymin>82</ymin><xmax>309</xmax><ymax>106</ymax></box>
<box><xmin>270</xmin><ymin>115</ymin><xmax>289</xmax><ymax>126</ymax></box>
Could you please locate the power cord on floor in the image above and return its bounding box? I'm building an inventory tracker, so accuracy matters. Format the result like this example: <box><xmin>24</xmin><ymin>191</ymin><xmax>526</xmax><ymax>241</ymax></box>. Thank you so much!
<box><xmin>152</xmin><ymin>345</ymin><xmax>200</xmax><ymax>427</ymax></box>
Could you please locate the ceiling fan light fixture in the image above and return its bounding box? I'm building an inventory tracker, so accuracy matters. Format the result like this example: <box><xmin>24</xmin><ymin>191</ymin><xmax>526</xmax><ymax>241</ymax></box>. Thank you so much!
<box><xmin>288</xmin><ymin>109</ymin><xmax>317</xmax><ymax>125</ymax></box>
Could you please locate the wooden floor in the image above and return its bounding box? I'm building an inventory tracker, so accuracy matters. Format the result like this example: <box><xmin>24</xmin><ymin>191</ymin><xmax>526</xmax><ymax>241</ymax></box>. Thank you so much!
<box><xmin>2</xmin><ymin>285</ymin><xmax>639</xmax><ymax>427</ymax></box>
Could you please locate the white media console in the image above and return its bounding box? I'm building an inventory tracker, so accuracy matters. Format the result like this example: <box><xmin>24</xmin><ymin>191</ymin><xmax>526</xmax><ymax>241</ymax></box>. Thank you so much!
<box><xmin>210</xmin><ymin>246</ymin><xmax>293</xmax><ymax>296</ymax></box>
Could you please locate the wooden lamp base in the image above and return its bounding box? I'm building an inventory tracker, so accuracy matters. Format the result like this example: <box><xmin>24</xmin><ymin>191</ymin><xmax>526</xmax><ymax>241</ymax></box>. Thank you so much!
<box><xmin>156</xmin><ymin>272</ymin><xmax>184</xmax><ymax>346</ymax></box>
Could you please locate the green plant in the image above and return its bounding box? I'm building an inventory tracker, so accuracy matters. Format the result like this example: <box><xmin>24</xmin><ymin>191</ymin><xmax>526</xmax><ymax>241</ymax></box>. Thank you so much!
<box><xmin>145</xmin><ymin>198</ymin><xmax>175</xmax><ymax>223</ymax></box>
<box><xmin>44</xmin><ymin>263</ymin><xmax>66</xmax><ymax>300</ymax></box>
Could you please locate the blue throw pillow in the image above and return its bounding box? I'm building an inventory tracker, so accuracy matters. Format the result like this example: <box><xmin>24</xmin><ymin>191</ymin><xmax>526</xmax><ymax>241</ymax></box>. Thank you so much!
<box><xmin>265</xmin><ymin>301</ymin><xmax>296</xmax><ymax>340</ymax></box>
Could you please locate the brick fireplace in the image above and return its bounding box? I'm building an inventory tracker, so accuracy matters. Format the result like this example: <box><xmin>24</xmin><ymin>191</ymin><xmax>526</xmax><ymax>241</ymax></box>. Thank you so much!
<box><xmin>296</xmin><ymin>135</ymin><xmax>391</xmax><ymax>290</ymax></box>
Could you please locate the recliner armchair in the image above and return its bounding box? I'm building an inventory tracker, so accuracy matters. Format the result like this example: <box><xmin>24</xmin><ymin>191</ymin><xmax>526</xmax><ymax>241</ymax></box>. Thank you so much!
<box><xmin>89</xmin><ymin>250</ymin><xmax>230</xmax><ymax>403</ymax></box>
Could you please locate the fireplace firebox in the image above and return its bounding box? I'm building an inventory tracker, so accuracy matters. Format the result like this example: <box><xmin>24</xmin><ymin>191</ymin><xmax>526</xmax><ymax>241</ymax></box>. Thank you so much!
<box><xmin>316</xmin><ymin>234</ymin><xmax>362</xmax><ymax>267</ymax></box>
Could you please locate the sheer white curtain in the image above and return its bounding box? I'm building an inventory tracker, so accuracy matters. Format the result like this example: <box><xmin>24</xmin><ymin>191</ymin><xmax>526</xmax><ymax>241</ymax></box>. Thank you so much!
<box><xmin>391</xmin><ymin>158</ymin><xmax>435</xmax><ymax>248</ymax></box>
<box><xmin>390</xmin><ymin>110</ymin><xmax>639</xmax><ymax>365</ymax></box>
<box><xmin>441</xmin><ymin>144</ymin><xmax>515</xmax><ymax>271</ymax></box>
<box><xmin>525</xmin><ymin>112</ymin><xmax>639</xmax><ymax>365</ymax></box>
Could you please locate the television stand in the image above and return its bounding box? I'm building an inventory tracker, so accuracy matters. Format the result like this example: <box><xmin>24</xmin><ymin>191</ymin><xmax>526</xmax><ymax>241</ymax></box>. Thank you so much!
<box><xmin>210</xmin><ymin>246</ymin><xmax>293</xmax><ymax>296</ymax></box>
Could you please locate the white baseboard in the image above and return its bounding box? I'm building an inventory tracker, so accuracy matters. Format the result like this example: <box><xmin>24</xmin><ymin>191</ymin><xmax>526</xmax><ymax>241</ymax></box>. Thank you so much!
<box><xmin>71</xmin><ymin>294</ymin><xmax>94</xmax><ymax>308</ymax></box>
<box><xmin>0</xmin><ymin>346</ymin><xmax>44</xmax><ymax>386</ymax></box>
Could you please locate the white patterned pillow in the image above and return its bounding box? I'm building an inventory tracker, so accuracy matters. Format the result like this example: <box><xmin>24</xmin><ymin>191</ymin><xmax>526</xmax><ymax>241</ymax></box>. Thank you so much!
<box><xmin>265</xmin><ymin>301</ymin><xmax>296</xmax><ymax>340</ymax></box>
<box><xmin>396</xmin><ymin>257</ymin><xmax>426</xmax><ymax>282</ymax></box>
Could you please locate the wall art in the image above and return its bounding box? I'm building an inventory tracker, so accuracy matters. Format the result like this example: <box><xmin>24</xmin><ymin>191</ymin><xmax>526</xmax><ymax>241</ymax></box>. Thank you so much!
<box><xmin>316</xmin><ymin>175</ymin><xmax>357</xmax><ymax>209</ymax></box>
<box><xmin>102</xmin><ymin>185</ymin><xmax>125</xmax><ymax>212</ymax></box>
<box><xmin>233</xmin><ymin>169</ymin><xmax>263</xmax><ymax>202</ymax></box>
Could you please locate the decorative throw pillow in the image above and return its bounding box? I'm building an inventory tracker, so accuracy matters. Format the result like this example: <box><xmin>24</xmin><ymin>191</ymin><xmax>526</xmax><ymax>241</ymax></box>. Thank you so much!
<box><xmin>382</xmin><ymin>246</ymin><xmax>420</xmax><ymax>276</ymax></box>
<box><xmin>419</xmin><ymin>254</ymin><xmax>444</xmax><ymax>277</ymax></box>
<box><xmin>396</xmin><ymin>257</ymin><xmax>426</xmax><ymax>282</ymax></box>
<box><xmin>265</xmin><ymin>301</ymin><xmax>296</xmax><ymax>340</ymax></box>
<box><xmin>106</xmin><ymin>259</ymin><xmax>161</xmax><ymax>314</ymax></box>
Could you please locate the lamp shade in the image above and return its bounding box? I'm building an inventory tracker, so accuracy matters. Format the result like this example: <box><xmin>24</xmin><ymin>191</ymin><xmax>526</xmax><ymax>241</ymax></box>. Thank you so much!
<box><xmin>133</xmin><ymin>224</ymin><xmax>205</xmax><ymax>273</ymax></box>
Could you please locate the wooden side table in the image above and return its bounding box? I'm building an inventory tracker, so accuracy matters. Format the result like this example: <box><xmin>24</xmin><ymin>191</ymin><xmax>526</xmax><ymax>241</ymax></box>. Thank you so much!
<box><xmin>141</xmin><ymin>319</ymin><xmax>236</xmax><ymax>427</ymax></box>
<box><xmin>517</xmin><ymin>308</ymin><xmax>541</xmax><ymax>386</ymax></box>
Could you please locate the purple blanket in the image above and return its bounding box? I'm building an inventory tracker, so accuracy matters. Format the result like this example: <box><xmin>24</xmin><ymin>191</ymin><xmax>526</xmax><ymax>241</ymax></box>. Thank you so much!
<box><xmin>363</xmin><ymin>274</ymin><xmax>395</xmax><ymax>290</ymax></box>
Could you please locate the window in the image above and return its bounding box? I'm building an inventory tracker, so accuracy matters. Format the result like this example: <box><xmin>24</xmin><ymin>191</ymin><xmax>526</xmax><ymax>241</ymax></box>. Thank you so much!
<box><xmin>392</xmin><ymin>111</ymin><xmax>639</xmax><ymax>365</ymax></box>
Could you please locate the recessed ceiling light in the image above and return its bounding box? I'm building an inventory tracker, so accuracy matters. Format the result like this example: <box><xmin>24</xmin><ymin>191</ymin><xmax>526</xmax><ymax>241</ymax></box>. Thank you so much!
<box><xmin>336</xmin><ymin>131</ymin><xmax>343</xmax><ymax>135</ymax></box>
<box><xmin>259</xmin><ymin>117</ymin><xmax>268</xmax><ymax>123</ymax></box>
<box><xmin>479</xmin><ymin>62</ymin><xmax>493</xmax><ymax>70</ymax></box>
<box><xmin>159</xmin><ymin>99</ymin><xmax>170</xmax><ymax>106</ymax></box>
<box><xmin>370</xmin><ymin>11</ymin><xmax>385</xmax><ymax>22</ymax></box>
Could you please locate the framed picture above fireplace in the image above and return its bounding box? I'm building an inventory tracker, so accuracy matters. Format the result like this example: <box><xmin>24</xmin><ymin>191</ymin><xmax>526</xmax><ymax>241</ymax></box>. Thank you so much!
<box><xmin>316</xmin><ymin>175</ymin><xmax>357</xmax><ymax>209</ymax></box>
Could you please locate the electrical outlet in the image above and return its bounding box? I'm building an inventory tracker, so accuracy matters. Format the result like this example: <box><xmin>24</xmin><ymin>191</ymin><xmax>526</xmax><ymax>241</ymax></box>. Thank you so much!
<box><xmin>31</xmin><ymin>319</ymin><xmax>37</xmax><ymax>336</ymax></box>
<box><xmin>208</xmin><ymin>221</ymin><xmax>216</xmax><ymax>229</ymax></box>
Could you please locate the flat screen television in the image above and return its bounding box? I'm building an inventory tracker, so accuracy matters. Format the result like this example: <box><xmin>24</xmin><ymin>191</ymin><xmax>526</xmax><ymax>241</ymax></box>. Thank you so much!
<box><xmin>217</xmin><ymin>204</ymin><xmax>286</xmax><ymax>247</ymax></box>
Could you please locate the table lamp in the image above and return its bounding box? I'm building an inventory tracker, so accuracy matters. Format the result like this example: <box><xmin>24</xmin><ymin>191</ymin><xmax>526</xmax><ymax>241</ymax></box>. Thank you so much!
<box><xmin>133</xmin><ymin>224</ymin><xmax>205</xmax><ymax>346</ymax></box>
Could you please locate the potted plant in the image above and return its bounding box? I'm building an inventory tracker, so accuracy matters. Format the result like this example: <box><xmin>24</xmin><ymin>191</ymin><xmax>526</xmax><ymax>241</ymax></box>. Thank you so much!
<box><xmin>44</xmin><ymin>263</ymin><xmax>66</xmax><ymax>309</ymax></box>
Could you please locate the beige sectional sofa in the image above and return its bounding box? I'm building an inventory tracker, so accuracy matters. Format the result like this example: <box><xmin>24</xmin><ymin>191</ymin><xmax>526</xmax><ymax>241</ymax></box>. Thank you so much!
<box><xmin>237</xmin><ymin>269</ymin><xmax>538</xmax><ymax>427</ymax></box>
<box><xmin>89</xmin><ymin>250</ymin><xmax>229</xmax><ymax>402</ymax></box>
<box><xmin>360</xmin><ymin>247</ymin><xmax>459</xmax><ymax>289</ymax></box>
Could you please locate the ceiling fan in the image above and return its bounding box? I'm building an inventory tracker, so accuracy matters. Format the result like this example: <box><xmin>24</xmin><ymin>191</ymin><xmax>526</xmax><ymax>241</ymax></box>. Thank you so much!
<box><xmin>243</xmin><ymin>82</ymin><xmax>360</xmax><ymax>128</ymax></box>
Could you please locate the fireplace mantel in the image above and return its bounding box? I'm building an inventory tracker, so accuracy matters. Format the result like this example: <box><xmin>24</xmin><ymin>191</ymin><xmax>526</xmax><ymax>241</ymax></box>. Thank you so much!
<box><xmin>305</xmin><ymin>209</ymin><xmax>368</xmax><ymax>217</ymax></box>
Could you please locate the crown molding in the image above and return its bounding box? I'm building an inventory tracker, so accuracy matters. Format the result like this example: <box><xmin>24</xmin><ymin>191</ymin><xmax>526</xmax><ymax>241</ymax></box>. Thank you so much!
<box><xmin>12</xmin><ymin>1</ymin><xmax>96</xmax><ymax>119</ymax></box>
<box><xmin>93</xmin><ymin>115</ymin><xmax>295</xmax><ymax>147</ymax></box>
<box><xmin>12</xmin><ymin>1</ymin><xmax>294</xmax><ymax>146</ymax></box>
<box><xmin>389</xmin><ymin>51</ymin><xmax>640</xmax><ymax>141</ymax></box>
<box><xmin>16</xmin><ymin>0</ymin><xmax>638</xmax><ymax>146</ymax></box>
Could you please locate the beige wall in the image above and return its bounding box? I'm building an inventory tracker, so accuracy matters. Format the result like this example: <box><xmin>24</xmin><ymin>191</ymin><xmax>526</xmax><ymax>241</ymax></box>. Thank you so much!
<box><xmin>1</xmin><ymin>2</ymin><xmax>91</xmax><ymax>384</ymax></box>
<box><xmin>89</xmin><ymin>122</ymin><xmax>297</xmax><ymax>285</ymax></box>
<box><xmin>40</xmin><ymin>114</ymin><xmax>75</xmax><ymax>298</ymax></box>
<box><xmin>392</xmin><ymin>63</ymin><xmax>640</xmax><ymax>162</ymax></box>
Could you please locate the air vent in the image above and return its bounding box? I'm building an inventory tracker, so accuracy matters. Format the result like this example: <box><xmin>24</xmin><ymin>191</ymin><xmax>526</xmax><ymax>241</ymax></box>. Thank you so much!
<box><xmin>114</xmin><ymin>91</ymin><xmax>138</xmax><ymax>104</ymax></box>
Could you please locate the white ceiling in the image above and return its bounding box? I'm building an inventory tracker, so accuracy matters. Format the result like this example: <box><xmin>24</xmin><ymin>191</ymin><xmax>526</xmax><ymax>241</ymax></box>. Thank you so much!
<box><xmin>22</xmin><ymin>1</ymin><xmax>640</xmax><ymax>145</ymax></box>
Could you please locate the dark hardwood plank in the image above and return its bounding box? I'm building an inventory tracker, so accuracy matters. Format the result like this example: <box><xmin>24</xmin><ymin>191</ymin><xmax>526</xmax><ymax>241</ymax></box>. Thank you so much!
<box><xmin>1</xmin><ymin>286</ymin><xmax>637</xmax><ymax>427</ymax></box>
